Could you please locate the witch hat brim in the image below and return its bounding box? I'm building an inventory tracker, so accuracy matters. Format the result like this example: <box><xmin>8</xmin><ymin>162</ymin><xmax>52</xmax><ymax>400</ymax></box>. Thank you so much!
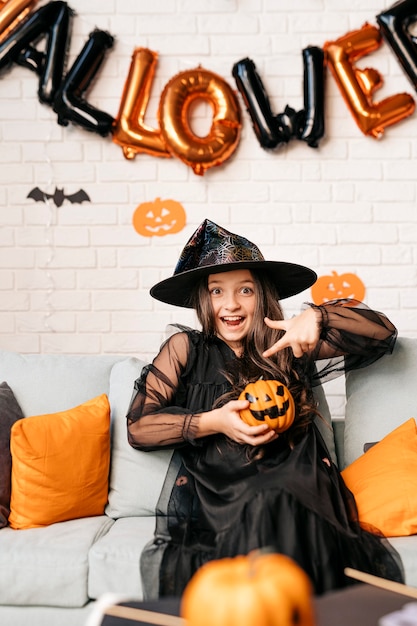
<box><xmin>150</xmin><ymin>219</ymin><xmax>317</xmax><ymax>308</ymax></box>
<box><xmin>151</xmin><ymin>260</ymin><xmax>317</xmax><ymax>308</ymax></box>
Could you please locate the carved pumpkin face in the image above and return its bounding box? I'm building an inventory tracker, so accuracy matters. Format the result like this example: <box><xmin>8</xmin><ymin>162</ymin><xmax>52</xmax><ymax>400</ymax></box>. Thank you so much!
<box><xmin>133</xmin><ymin>197</ymin><xmax>186</xmax><ymax>237</ymax></box>
<box><xmin>181</xmin><ymin>551</ymin><xmax>316</xmax><ymax>626</ymax></box>
<box><xmin>239</xmin><ymin>379</ymin><xmax>295</xmax><ymax>433</ymax></box>
<box><xmin>311</xmin><ymin>270</ymin><xmax>365</xmax><ymax>305</ymax></box>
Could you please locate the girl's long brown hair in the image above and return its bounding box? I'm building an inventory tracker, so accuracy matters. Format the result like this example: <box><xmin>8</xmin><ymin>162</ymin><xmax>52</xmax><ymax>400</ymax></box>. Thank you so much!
<box><xmin>191</xmin><ymin>269</ymin><xmax>320</xmax><ymax>446</ymax></box>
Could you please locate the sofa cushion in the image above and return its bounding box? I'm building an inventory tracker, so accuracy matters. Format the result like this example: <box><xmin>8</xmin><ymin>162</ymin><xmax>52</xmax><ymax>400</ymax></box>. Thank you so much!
<box><xmin>9</xmin><ymin>394</ymin><xmax>111</xmax><ymax>530</ymax></box>
<box><xmin>0</xmin><ymin>516</ymin><xmax>114</xmax><ymax>606</ymax></box>
<box><xmin>344</xmin><ymin>337</ymin><xmax>417</xmax><ymax>468</ymax></box>
<box><xmin>312</xmin><ymin>381</ymin><xmax>337</xmax><ymax>464</ymax></box>
<box><xmin>0</xmin><ymin>351</ymin><xmax>125</xmax><ymax>417</ymax></box>
<box><xmin>88</xmin><ymin>516</ymin><xmax>156</xmax><ymax>599</ymax></box>
<box><xmin>0</xmin><ymin>603</ymin><xmax>97</xmax><ymax>626</ymax></box>
<box><xmin>342</xmin><ymin>418</ymin><xmax>417</xmax><ymax>537</ymax></box>
<box><xmin>106</xmin><ymin>358</ymin><xmax>174</xmax><ymax>518</ymax></box>
<box><xmin>0</xmin><ymin>382</ymin><xmax>24</xmax><ymax>528</ymax></box>
<box><xmin>388</xmin><ymin>535</ymin><xmax>417</xmax><ymax>587</ymax></box>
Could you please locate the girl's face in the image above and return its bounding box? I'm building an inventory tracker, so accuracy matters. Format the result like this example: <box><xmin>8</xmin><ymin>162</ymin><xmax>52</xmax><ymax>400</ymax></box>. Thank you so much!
<box><xmin>208</xmin><ymin>269</ymin><xmax>257</xmax><ymax>355</ymax></box>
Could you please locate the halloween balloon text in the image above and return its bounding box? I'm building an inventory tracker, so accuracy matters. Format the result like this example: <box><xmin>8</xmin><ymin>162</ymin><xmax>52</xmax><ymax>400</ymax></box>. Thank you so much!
<box><xmin>0</xmin><ymin>0</ymin><xmax>416</xmax><ymax>174</ymax></box>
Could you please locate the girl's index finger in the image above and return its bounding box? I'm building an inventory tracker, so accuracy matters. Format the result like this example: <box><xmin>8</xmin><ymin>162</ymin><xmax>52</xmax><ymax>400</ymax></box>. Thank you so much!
<box><xmin>264</xmin><ymin>316</ymin><xmax>288</xmax><ymax>330</ymax></box>
<box><xmin>262</xmin><ymin>335</ymin><xmax>289</xmax><ymax>358</ymax></box>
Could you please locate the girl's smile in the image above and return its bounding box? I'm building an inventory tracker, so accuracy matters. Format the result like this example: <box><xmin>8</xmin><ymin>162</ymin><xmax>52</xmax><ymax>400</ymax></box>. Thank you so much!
<box><xmin>208</xmin><ymin>269</ymin><xmax>256</xmax><ymax>355</ymax></box>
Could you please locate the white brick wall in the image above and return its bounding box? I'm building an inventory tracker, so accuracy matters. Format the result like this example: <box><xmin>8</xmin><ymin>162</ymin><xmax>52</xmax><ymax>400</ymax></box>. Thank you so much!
<box><xmin>1</xmin><ymin>0</ymin><xmax>417</xmax><ymax>417</ymax></box>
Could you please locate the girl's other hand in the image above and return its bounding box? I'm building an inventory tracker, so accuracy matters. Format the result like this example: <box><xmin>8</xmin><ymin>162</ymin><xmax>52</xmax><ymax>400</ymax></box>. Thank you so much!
<box><xmin>199</xmin><ymin>400</ymin><xmax>278</xmax><ymax>446</ymax></box>
<box><xmin>262</xmin><ymin>306</ymin><xmax>321</xmax><ymax>359</ymax></box>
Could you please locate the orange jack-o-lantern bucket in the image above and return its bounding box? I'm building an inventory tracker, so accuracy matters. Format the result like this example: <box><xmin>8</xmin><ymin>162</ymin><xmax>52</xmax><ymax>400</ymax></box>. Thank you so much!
<box><xmin>239</xmin><ymin>379</ymin><xmax>295</xmax><ymax>433</ymax></box>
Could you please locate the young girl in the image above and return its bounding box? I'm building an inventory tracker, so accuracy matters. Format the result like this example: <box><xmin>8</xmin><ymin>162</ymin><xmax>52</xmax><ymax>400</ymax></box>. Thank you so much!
<box><xmin>127</xmin><ymin>219</ymin><xmax>404</xmax><ymax>598</ymax></box>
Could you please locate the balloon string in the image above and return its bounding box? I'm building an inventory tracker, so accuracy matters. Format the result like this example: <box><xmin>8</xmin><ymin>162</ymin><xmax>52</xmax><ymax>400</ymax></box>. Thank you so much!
<box><xmin>41</xmin><ymin>124</ymin><xmax>56</xmax><ymax>333</ymax></box>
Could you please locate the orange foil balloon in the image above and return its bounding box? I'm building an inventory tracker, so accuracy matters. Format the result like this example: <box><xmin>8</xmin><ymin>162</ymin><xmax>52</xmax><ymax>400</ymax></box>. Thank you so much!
<box><xmin>324</xmin><ymin>22</ymin><xmax>415</xmax><ymax>138</ymax></box>
<box><xmin>0</xmin><ymin>0</ymin><xmax>37</xmax><ymax>43</ymax></box>
<box><xmin>158</xmin><ymin>67</ymin><xmax>242</xmax><ymax>175</ymax></box>
<box><xmin>112</xmin><ymin>48</ymin><xmax>171</xmax><ymax>160</ymax></box>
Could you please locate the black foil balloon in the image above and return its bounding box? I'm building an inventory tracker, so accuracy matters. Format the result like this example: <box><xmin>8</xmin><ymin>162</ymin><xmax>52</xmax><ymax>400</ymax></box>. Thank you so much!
<box><xmin>0</xmin><ymin>1</ymin><xmax>73</xmax><ymax>104</ymax></box>
<box><xmin>297</xmin><ymin>46</ymin><xmax>325</xmax><ymax>147</ymax></box>
<box><xmin>232</xmin><ymin>49</ymin><xmax>325</xmax><ymax>150</ymax></box>
<box><xmin>232</xmin><ymin>57</ymin><xmax>284</xmax><ymax>149</ymax></box>
<box><xmin>377</xmin><ymin>0</ymin><xmax>417</xmax><ymax>92</ymax></box>
<box><xmin>53</xmin><ymin>29</ymin><xmax>115</xmax><ymax>136</ymax></box>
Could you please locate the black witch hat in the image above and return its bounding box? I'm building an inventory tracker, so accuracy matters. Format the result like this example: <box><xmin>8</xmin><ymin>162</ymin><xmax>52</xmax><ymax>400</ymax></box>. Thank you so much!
<box><xmin>150</xmin><ymin>219</ymin><xmax>317</xmax><ymax>308</ymax></box>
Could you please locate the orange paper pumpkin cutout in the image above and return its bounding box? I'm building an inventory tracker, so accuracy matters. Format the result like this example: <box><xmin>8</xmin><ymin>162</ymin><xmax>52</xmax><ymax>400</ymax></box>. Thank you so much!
<box><xmin>311</xmin><ymin>270</ymin><xmax>365</xmax><ymax>305</ymax></box>
<box><xmin>133</xmin><ymin>197</ymin><xmax>186</xmax><ymax>237</ymax></box>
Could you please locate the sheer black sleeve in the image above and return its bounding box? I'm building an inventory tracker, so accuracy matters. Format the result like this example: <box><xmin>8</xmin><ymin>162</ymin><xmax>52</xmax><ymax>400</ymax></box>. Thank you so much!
<box><xmin>307</xmin><ymin>299</ymin><xmax>397</xmax><ymax>384</ymax></box>
<box><xmin>127</xmin><ymin>330</ymin><xmax>202</xmax><ymax>451</ymax></box>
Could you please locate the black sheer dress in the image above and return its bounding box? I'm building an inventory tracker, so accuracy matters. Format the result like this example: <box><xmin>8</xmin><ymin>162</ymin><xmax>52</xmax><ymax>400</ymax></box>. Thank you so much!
<box><xmin>127</xmin><ymin>301</ymin><xmax>404</xmax><ymax>598</ymax></box>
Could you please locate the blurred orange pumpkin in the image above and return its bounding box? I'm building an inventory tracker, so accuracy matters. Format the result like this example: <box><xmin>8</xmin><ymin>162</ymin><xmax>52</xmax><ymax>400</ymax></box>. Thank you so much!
<box><xmin>239</xmin><ymin>379</ymin><xmax>295</xmax><ymax>433</ymax></box>
<box><xmin>181</xmin><ymin>552</ymin><xmax>316</xmax><ymax>626</ymax></box>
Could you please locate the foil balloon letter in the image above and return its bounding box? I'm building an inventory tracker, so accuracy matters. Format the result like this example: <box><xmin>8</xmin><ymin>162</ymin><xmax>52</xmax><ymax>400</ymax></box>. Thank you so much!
<box><xmin>232</xmin><ymin>49</ymin><xmax>325</xmax><ymax>150</ymax></box>
<box><xmin>232</xmin><ymin>57</ymin><xmax>283</xmax><ymax>149</ymax></box>
<box><xmin>112</xmin><ymin>47</ymin><xmax>171</xmax><ymax>160</ymax></box>
<box><xmin>0</xmin><ymin>0</ymin><xmax>72</xmax><ymax>104</ymax></box>
<box><xmin>53</xmin><ymin>29</ymin><xmax>115</xmax><ymax>136</ymax></box>
<box><xmin>377</xmin><ymin>0</ymin><xmax>417</xmax><ymax>92</ymax></box>
<box><xmin>0</xmin><ymin>0</ymin><xmax>37</xmax><ymax>43</ymax></box>
<box><xmin>158</xmin><ymin>67</ymin><xmax>241</xmax><ymax>175</ymax></box>
<box><xmin>324</xmin><ymin>22</ymin><xmax>415</xmax><ymax>138</ymax></box>
<box><xmin>298</xmin><ymin>46</ymin><xmax>325</xmax><ymax>147</ymax></box>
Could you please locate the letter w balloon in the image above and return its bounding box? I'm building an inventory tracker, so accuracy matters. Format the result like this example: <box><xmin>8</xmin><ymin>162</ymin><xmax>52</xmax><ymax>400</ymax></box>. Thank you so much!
<box><xmin>232</xmin><ymin>47</ymin><xmax>325</xmax><ymax>150</ymax></box>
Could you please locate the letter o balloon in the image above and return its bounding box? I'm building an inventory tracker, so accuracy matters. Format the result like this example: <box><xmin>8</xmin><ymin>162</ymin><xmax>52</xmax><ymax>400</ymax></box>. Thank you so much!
<box><xmin>158</xmin><ymin>68</ymin><xmax>241</xmax><ymax>175</ymax></box>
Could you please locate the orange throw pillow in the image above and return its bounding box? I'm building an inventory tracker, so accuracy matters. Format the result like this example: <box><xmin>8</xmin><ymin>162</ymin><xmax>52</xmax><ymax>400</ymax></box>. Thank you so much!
<box><xmin>341</xmin><ymin>418</ymin><xmax>417</xmax><ymax>537</ymax></box>
<box><xmin>9</xmin><ymin>394</ymin><xmax>110</xmax><ymax>530</ymax></box>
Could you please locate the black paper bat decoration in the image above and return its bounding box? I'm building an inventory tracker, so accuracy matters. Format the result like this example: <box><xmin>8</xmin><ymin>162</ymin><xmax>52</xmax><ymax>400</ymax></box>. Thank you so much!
<box><xmin>27</xmin><ymin>187</ymin><xmax>91</xmax><ymax>207</ymax></box>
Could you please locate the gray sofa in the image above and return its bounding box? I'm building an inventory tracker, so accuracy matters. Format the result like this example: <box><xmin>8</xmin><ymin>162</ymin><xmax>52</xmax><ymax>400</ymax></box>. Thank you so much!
<box><xmin>0</xmin><ymin>337</ymin><xmax>416</xmax><ymax>626</ymax></box>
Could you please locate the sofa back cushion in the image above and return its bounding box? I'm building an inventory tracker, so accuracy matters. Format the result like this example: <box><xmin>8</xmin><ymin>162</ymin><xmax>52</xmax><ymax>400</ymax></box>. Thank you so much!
<box><xmin>106</xmin><ymin>358</ymin><xmax>174</xmax><ymax>518</ymax></box>
<box><xmin>312</xmin><ymin>380</ymin><xmax>337</xmax><ymax>464</ymax></box>
<box><xmin>0</xmin><ymin>350</ymin><xmax>128</xmax><ymax>527</ymax></box>
<box><xmin>0</xmin><ymin>350</ymin><xmax>125</xmax><ymax>416</ymax></box>
<box><xmin>344</xmin><ymin>337</ymin><xmax>417</xmax><ymax>469</ymax></box>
